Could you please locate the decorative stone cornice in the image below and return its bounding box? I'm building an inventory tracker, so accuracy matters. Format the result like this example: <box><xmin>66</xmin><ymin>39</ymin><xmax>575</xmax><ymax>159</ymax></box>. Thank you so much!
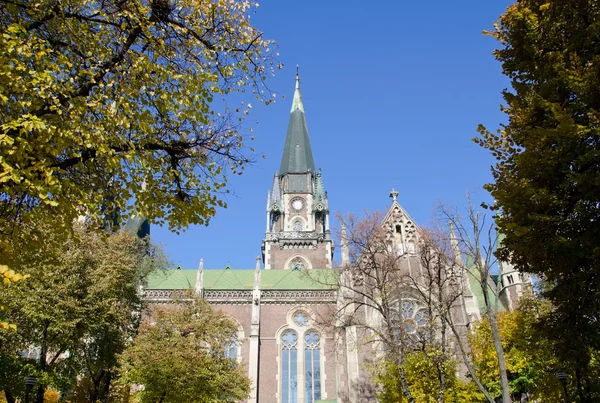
<box><xmin>261</xmin><ymin>290</ymin><xmax>336</xmax><ymax>304</ymax></box>
<box><xmin>205</xmin><ymin>290</ymin><xmax>253</xmax><ymax>303</ymax></box>
<box><xmin>144</xmin><ymin>289</ymin><xmax>337</xmax><ymax>304</ymax></box>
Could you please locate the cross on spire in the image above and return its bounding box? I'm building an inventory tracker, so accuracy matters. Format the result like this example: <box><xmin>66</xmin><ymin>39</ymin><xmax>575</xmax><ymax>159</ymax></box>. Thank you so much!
<box><xmin>389</xmin><ymin>188</ymin><xmax>399</xmax><ymax>202</ymax></box>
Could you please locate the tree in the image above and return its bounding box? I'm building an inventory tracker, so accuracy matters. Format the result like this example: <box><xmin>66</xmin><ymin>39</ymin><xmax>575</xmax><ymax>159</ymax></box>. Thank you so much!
<box><xmin>413</xmin><ymin>225</ymin><xmax>495</xmax><ymax>403</ymax></box>
<box><xmin>0</xmin><ymin>0</ymin><xmax>279</xmax><ymax>269</ymax></box>
<box><xmin>476</xmin><ymin>2</ymin><xmax>600</xmax><ymax>401</ymax></box>
<box><xmin>442</xmin><ymin>201</ymin><xmax>511</xmax><ymax>403</ymax></box>
<box><xmin>470</xmin><ymin>295</ymin><xmax>568</xmax><ymax>402</ymax></box>
<box><xmin>0</xmin><ymin>265</ymin><xmax>28</xmax><ymax>331</ymax></box>
<box><xmin>330</xmin><ymin>211</ymin><xmax>483</xmax><ymax>403</ymax></box>
<box><xmin>118</xmin><ymin>296</ymin><xmax>250</xmax><ymax>403</ymax></box>
<box><xmin>0</xmin><ymin>223</ymin><xmax>163</xmax><ymax>403</ymax></box>
<box><xmin>374</xmin><ymin>353</ymin><xmax>485</xmax><ymax>403</ymax></box>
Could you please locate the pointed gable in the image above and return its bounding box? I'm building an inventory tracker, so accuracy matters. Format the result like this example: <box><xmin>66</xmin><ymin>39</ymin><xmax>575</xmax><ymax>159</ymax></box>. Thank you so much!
<box><xmin>381</xmin><ymin>190</ymin><xmax>420</xmax><ymax>252</ymax></box>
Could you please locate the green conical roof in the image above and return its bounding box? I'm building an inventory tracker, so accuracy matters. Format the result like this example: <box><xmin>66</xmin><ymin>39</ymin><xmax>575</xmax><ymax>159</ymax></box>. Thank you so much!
<box><xmin>279</xmin><ymin>74</ymin><xmax>316</xmax><ymax>175</ymax></box>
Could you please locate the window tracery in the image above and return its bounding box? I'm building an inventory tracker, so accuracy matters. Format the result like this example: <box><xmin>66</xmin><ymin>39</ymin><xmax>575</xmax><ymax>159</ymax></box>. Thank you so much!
<box><xmin>304</xmin><ymin>331</ymin><xmax>321</xmax><ymax>403</ymax></box>
<box><xmin>281</xmin><ymin>330</ymin><xmax>299</xmax><ymax>403</ymax></box>
<box><xmin>279</xmin><ymin>310</ymin><xmax>324</xmax><ymax>403</ymax></box>
<box><xmin>393</xmin><ymin>298</ymin><xmax>429</xmax><ymax>335</ymax></box>
<box><xmin>293</xmin><ymin>311</ymin><xmax>309</xmax><ymax>327</ymax></box>
<box><xmin>290</xmin><ymin>257</ymin><xmax>306</xmax><ymax>271</ymax></box>
<box><xmin>293</xmin><ymin>220</ymin><xmax>303</xmax><ymax>231</ymax></box>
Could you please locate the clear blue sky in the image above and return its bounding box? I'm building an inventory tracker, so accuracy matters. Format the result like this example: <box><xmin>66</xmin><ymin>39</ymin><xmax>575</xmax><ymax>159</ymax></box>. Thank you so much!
<box><xmin>151</xmin><ymin>0</ymin><xmax>513</xmax><ymax>269</ymax></box>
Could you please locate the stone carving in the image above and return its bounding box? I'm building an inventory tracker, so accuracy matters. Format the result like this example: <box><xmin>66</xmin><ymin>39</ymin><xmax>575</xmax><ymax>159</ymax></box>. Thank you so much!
<box><xmin>204</xmin><ymin>290</ymin><xmax>253</xmax><ymax>303</ymax></box>
<box><xmin>261</xmin><ymin>290</ymin><xmax>336</xmax><ymax>303</ymax></box>
<box><xmin>267</xmin><ymin>231</ymin><xmax>323</xmax><ymax>240</ymax></box>
<box><xmin>314</xmin><ymin>203</ymin><xmax>327</xmax><ymax>212</ymax></box>
<box><xmin>282</xmin><ymin>330</ymin><xmax>298</xmax><ymax>349</ymax></box>
<box><xmin>293</xmin><ymin>311</ymin><xmax>309</xmax><ymax>327</ymax></box>
<box><xmin>145</xmin><ymin>289</ymin><xmax>336</xmax><ymax>304</ymax></box>
<box><xmin>305</xmin><ymin>330</ymin><xmax>320</xmax><ymax>348</ymax></box>
<box><xmin>290</xmin><ymin>257</ymin><xmax>306</xmax><ymax>271</ymax></box>
<box><xmin>144</xmin><ymin>289</ymin><xmax>186</xmax><ymax>301</ymax></box>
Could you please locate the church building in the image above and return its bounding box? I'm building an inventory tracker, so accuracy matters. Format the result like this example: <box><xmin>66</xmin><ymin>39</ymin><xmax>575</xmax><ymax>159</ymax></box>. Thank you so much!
<box><xmin>143</xmin><ymin>74</ymin><xmax>531</xmax><ymax>403</ymax></box>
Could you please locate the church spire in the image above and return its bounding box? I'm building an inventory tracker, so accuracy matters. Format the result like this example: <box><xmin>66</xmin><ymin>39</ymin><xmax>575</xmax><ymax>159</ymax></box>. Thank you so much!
<box><xmin>279</xmin><ymin>69</ymin><xmax>315</xmax><ymax>175</ymax></box>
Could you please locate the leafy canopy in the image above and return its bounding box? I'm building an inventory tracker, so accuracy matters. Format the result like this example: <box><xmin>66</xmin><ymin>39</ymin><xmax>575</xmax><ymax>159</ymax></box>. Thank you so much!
<box><xmin>0</xmin><ymin>0</ymin><xmax>279</xmax><ymax>266</ymax></box>
<box><xmin>476</xmin><ymin>2</ymin><xmax>600</xmax><ymax>399</ymax></box>
<box><xmin>375</xmin><ymin>352</ymin><xmax>485</xmax><ymax>403</ymax></box>
<box><xmin>0</xmin><ymin>223</ymin><xmax>163</xmax><ymax>399</ymax></box>
<box><xmin>469</xmin><ymin>296</ymin><xmax>565</xmax><ymax>402</ymax></box>
<box><xmin>119</xmin><ymin>296</ymin><xmax>250</xmax><ymax>403</ymax></box>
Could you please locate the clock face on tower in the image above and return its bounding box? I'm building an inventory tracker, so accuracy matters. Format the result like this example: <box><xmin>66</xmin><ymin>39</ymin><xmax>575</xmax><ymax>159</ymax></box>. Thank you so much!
<box><xmin>292</xmin><ymin>198</ymin><xmax>304</xmax><ymax>211</ymax></box>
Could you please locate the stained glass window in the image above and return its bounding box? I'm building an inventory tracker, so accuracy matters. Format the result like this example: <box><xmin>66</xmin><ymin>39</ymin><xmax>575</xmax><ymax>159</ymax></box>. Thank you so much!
<box><xmin>290</xmin><ymin>258</ymin><xmax>305</xmax><ymax>271</ymax></box>
<box><xmin>304</xmin><ymin>331</ymin><xmax>321</xmax><ymax>403</ymax></box>
<box><xmin>281</xmin><ymin>330</ymin><xmax>298</xmax><ymax>403</ymax></box>
<box><xmin>397</xmin><ymin>299</ymin><xmax>429</xmax><ymax>334</ymax></box>
<box><xmin>293</xmin><ymin>220</ymin><xmax>303</xmax><ymax>231</ymax></box>
<box><xmin>293</xmin><ymin>311</ymin><xmax>309</xmax><ymax>327</ymax></box>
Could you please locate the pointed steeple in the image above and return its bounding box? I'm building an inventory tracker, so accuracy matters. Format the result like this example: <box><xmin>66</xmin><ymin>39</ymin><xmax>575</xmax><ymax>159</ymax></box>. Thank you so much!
<box><xmin>279</xmin><ymin>68</ymin><xmax>316</xmax><ymax>175</ymax></box>
<box><xmin>449</xmin><ymin>222</ymin><xmax>462</xmax><ymax>265</ymax></box>
<box><xmin>268</xmin><ymin>172</ymin><xmax>281</xmax><ymax>210</ymax></box>
<box><xmin>314</xmin><ymin>169</ymin><xmax>326</xmax><ymax>202</ymax></box>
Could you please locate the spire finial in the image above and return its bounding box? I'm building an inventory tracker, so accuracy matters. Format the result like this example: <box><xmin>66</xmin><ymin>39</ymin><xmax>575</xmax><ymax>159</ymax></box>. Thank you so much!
<box><xmin>389</xmin><ymin>188</ymin><xmax>399</xmax><ymax>202</ymax></box>
<box><xmin>290</xmin><ymin>66</ymin><xmax>304</xmax><ymax>113</ymax></box>
<box><xmin>195</xmin><ymin>258</ymin><xmax>204</xmax><ymax>294</ymax></box>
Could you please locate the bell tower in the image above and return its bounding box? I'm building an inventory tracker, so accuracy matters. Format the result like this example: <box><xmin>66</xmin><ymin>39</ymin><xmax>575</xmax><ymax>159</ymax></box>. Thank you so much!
<box><xmin>262</xmin><ymin>71</ymin><xmax>333</xmax><ymax>270</ymax></box>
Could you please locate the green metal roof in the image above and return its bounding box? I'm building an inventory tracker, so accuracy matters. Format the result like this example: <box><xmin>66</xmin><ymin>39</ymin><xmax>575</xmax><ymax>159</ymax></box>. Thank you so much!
<box><xmin>279</xmin><ymin>77</ymin><xmax>315</xmax><ymax>175</ymax></box>
<box><xmin>465</xmin><ymin>256</ymin><xmax>506</xmax><ymax>314</ymax></box>
<box><xmin>146</xmin><ymin>268</ymin><xmax>338</xmax><ymax>291</ymax></box>
<box><xmin>279</xmin><ymin>109</ymin><xmax>315</xmax><ymax>175</ymax></box>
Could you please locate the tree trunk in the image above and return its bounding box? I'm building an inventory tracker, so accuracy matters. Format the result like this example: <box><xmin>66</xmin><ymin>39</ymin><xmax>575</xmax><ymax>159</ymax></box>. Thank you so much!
<box><xmin>397</xmin><ymin>364</ymin><xmax>416</xmax><ymax>403</ymax></box>
<box><xmin>480</xmin><ymin>263</ymin><xmax>510</xmax><ymax>403</ymax></box>
<box><xmin>36</xmin><ymin>325</ymin><xmax>48</xmax><ymax>403</ymax></box>
<box><xmin>488</xmin><ymin>313</ymin><xmax>510</xmax><ymax>403</ymax></box>
<box><xmin>90</xmin><ymin>370</ymin><xmax>104</xmax><ymax>403</ymax></box>
<box><xmin>101</xmin><ymin>371</ymin><xmax>112</xmax><ymax>403</ymax></box>
<box><xmin>445</xmin><ymin>317</ymin><xmax>496</xmax><ymax>403</ymax></box>
<box><xmin>4</xmin><ymin>389</ymin><xmax>16</xmax><ymax>403</ymax></box>
<box><xmin>436</xmin><ymin>268</ymin><xmax>446</xmax><ymax>403</ymax></box>
<box><xmin>436</xmin><ymin>364</ymin><xmax>446</xmax><ymax>403</ymax></box>
<box><xmin>391</xmin><ymin>347</ymin><xmax>416</xmax><ymax>403</ymax></box>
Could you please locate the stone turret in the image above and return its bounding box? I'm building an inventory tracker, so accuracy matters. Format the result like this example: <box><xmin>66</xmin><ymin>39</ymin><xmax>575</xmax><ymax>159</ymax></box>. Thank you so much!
<box><xmin>497</xmin><ymin>234</ymin><xmax>533</xmax><ymax>310</ymax></box>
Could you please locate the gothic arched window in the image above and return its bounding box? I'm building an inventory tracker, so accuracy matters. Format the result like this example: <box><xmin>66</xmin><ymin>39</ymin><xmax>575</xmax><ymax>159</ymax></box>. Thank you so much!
<box><xmin>293</xmin><ymin>220</ymin><xmax>303</xmax><ymax>231</ymax></box>
<box><xmin>396</xmin><ymin>299</ymin><xmax>429</xmax><ymax>335</ymax></box>
<box><xmin>290</xmin><ymin>257</ymin><xmax>305</xmax><ymax>271</ymax></box>
<box><xmin>281</xmin><ymin>330</ymin><xmax>298</xmax><ymax>403</ymax></box>
<box><xmin>304</xmin><ymin>331</ymin><xmax>321</xmax><ymax>403</ymax></box>
<box><xmin>223</xmin><ymin>341</ymin><xmax>238</xmax><ymax>360</ymax></box>
<box><xmin>293</xmin><ymin>311</ymin><xmax>309</xmax><ymax>327</ymax></box>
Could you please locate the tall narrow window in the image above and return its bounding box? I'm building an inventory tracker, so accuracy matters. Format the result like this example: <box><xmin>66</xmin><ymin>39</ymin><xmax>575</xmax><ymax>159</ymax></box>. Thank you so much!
<box><xmin>281</xmin><ymin>330</ymin><xmax>298</xmax><ymax>403</ymax></box>
<box><xmin>293</xmin><ymin>220</ymin><xmax>303</xmax><ymax>231</ymax></box>
<box><xmin>223</xmin><ymin>341</ymin><xmax>238</xmax><ymax>360</ymax></box>
<box><xmin>304</xmin><ymin>331</ymin><xmax>321</xmax><ymax>403</ymax></box>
